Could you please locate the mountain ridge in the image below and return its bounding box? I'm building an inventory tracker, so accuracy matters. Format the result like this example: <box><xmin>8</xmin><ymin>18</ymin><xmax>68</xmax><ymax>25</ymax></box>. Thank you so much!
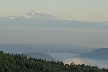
<box><xmin>82</xmin><ymin>48</ymin><xmax>108</xmax><ymax>60</ymax></box>
<box><xmin>0</xmin><ymin>10</ymin><xmax>60</xmax><ymax>21</ymax></box>
<box><xmin>0</xmin><ymin>10</ymin><xmax>108</xmax><ymax>22</ymax></box>
<box><xmin>0</xmin><ymin>10</ymin><xmax>108</xmax><ymax>29</ymax></box>
<box><xmin>0</xmin><ymin>10</ymin><xmax>107</xmax><ymax>22</ymax></box>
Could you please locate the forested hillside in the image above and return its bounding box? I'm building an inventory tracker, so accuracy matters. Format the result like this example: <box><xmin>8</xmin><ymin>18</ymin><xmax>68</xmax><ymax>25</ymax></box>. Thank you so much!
<box><xmin>24</xmin><ymin>53</ymin><xmax>55</xmax><ymax>61</ymax></box>
<box><xmin>0</xmin><ymin>51</ymin><xmax>108</xmax><ymax>72</ymax></box>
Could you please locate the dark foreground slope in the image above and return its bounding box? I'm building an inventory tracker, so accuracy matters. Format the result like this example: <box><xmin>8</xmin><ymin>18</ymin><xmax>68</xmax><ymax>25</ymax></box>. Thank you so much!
<box><xmin>0</xmin><ymin>51</ymin><xmax>108</xmax><ymax>72</ymax></box>
<box><xmin>82</xmin><ymin>48</ymin><xmax>108</xmax><ymax>60</ymax></box>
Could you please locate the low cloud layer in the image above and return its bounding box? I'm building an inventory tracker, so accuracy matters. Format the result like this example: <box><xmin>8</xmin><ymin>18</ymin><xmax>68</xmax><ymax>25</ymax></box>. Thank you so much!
<box><xmin>64</xmin><ymin>58</ymin><xmax>108</xmax><ymax>68</ymax></box>
<box><xmin>64</xmin><ymin>58</ymin><xmax>83</xmax><ymax>65</ymax></box>
<box><xmin>48</xmin><ymin>53</ymin><xmax>108</xmax><ymax>68</ymax></box>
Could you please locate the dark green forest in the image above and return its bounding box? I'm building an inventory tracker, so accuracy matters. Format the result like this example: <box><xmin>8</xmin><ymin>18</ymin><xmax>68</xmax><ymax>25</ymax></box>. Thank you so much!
<box><xmin>0</xmin><ymin>51</ymin><xmax>108</xmax><ymax>72</ymax></box>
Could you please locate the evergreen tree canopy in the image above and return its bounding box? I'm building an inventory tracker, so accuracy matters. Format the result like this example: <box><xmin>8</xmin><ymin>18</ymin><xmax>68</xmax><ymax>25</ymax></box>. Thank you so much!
<box><xmin>0</xmin><ymin>51</ymin><xmax>108</xmax><ymax>72</ymax></box>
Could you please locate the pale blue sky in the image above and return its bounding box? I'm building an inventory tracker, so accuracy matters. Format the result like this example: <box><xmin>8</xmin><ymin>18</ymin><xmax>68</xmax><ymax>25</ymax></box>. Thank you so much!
<box><xmin>0</xmin><ymin>0</ymin><xmax>108</xmax><ymax>22</ymax></box>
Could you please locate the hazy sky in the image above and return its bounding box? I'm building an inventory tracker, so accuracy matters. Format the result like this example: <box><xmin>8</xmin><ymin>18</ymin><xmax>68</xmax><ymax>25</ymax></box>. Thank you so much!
<box><xmin>0</xmin><ymin>0</ymin><xmax>108</xmax><ymax>22</ymax></box>
<box><xmin>0</xmin><ymin>29</ymin><xmax>108</xmax><ymax>48</ymax></box>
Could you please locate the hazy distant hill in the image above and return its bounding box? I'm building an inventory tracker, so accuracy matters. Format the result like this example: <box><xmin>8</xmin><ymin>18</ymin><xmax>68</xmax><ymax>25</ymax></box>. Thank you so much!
<box><xmin>0</xmin><ymin>44</ymin><xmax>96</xmax><ymax>54</ymax></box>
<box><xmin>82</xmin><ymin>48</ymin><xmax>108</xmax><ymax>60</ymax></box>
<box><xmin>24</xmin><ymin>53</ymin><xmax>55</xmax><ymax>61</ymax></box>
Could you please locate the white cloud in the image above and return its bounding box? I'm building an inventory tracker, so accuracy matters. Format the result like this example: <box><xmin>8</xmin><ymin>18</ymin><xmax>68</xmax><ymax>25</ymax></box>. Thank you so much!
<box><xmin>64</xmin><ymin>58</ymin><xmax>83</xmax><ymax>65</ymax></box>
<box><xmin>64</xmin><ymin>58</ymin><xmax>108</xmax><ymax>68</ymax></box>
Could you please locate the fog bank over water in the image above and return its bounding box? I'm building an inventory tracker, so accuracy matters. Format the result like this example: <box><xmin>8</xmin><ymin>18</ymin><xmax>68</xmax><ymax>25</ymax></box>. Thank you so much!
<box><xmin>48</xmin><ymin>53</ymin><xmax>108</xmax><ymax>68</ymax></box>
<box><xmin>64</xmin><ymin>58</ymin><xmax>108</xmax><ymax>68</ymax></box>
<box><xmin>0</xmin><ymin>28</ymin><xmax>108</xmax><ymax>48</ymax></box>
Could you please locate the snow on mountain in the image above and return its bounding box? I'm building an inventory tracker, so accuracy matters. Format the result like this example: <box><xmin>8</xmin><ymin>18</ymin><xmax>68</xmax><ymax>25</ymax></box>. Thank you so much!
<box><xmin>0</xmin><ymin>10</ymin><xmax>60</xmax><ymax>21</ymax></box>
<box><xmin>32</xmin><ymin>10</ymin><xmax>40</xmax><ymax>15</ymax></box>
<box><xmin>21</xmin><ymin>10</ymin><xmax>60</xmax><ymax>21</ymax></box>
<box><xmin>25</xmin><ymin>10</ymin><xmax>40</xmax><ymax>16</ymax></box>
<box><xmin>10</xmin><ymin>16</ymin><xmax>19</xmax><ymax>19</ymax></box>
<box><xmin>0</xmin><ymin>10</ymin><xmax>108</xmax><ymax>29</ymax></box>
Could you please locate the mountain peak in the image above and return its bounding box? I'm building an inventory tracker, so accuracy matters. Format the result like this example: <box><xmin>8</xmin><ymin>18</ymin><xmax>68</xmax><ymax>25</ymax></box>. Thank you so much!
<box><xmin>32</xmin><ymin>10</ymin><xmax>40</xmax><ymax>15</ymax></box>
<box><xmin>25</xmin><ymin>10</ymin><xmax>40</xmax><ymax>16</ymax></box>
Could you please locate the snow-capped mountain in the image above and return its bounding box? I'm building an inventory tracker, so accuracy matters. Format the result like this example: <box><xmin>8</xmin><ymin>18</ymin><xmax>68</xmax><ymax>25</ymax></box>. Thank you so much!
<box><xmin>23</xmin><ymin>10</ymin><xmax>59</xmax><ymax>21</ymax></box>
<box><xmin>0</xmin><ymin>10</ymin><xmax>108</xmax><ymax>29</ymax></box>
<box><xmin>1</xmin><ymin>10</ymin><xmax>60</xmax><ymax>21</ymax></box>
